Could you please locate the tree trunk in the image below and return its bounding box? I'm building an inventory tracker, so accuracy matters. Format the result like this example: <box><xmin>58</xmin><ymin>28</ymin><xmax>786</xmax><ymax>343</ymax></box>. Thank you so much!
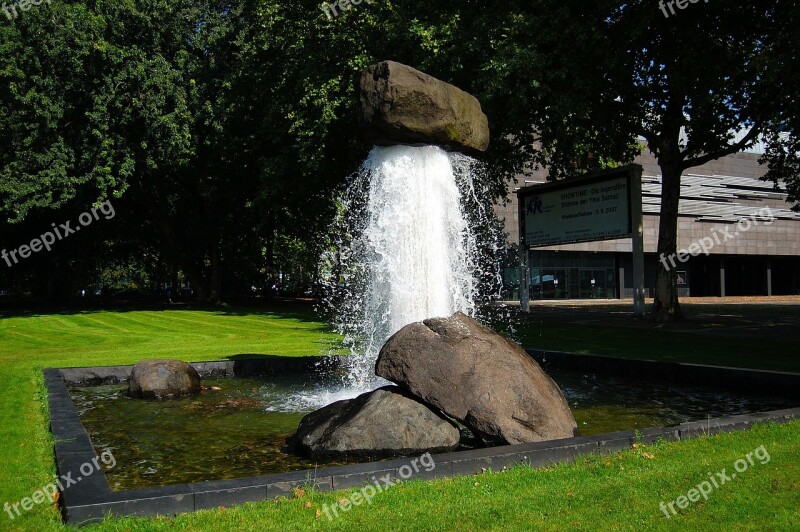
<box><xmin>265</xmin><ymin>213</ymin><xmax>276</xmax><ymax>302</ymax></box>
<box><xmin>652</xmin><ymin>162</ymin><xmax>684</xmax><ymax>321</ymax></box>
<box><xmin>141</xmin><ymin>191</ymin><xmax>220</xmax><ymax>306</ymax></box>
<box><xmin>207</xmin><ymin>239</ymin><xmax>222</xmax><ymax>304</ymax></box>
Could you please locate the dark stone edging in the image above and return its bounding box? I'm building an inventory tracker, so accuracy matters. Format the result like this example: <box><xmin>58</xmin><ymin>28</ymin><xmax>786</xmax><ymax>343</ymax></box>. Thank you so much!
<box><xmin>57</xmin><ymin>356</ymin><xmax>343</xmax><ymax>386</ymax></box>
<box><xmin>45</xmin><ymin>355</ymin><xmax>800</xmax><ymax>525</ymax></box>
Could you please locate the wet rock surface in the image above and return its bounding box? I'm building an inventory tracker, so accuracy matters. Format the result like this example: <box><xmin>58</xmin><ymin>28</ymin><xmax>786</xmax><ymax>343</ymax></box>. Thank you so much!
<box><xmin>295</xmin><ymin>385</ymin><xmax>461</xmax><ymax>458</ymax></box>
<box><xmin>129</xmin><ymin>359</ymin><xmax>201</xmax><ymax>400</ymax></box>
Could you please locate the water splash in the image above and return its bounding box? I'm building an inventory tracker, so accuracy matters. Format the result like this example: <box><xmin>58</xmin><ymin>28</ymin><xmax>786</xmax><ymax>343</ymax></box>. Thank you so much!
<box><xmin>319</xmin><ymin>145</ymin><xmax>501</xmax><ymax>394</ymax></box>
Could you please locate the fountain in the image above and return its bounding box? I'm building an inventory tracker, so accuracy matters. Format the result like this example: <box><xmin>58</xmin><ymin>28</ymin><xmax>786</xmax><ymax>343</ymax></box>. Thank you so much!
<box><xmin>320</xmin><ymin>61</ymin><xmax>494</xmax><ymax>392</ymax></box>
<box><xmin>295</xmin><ymin>61</ymin><xmax>577</xmax><ymax>458</ymax></box>
<box><xmin>118</xmin><ymin>61</ymin><xmax>577</xmax><ymax>460</ymax></box>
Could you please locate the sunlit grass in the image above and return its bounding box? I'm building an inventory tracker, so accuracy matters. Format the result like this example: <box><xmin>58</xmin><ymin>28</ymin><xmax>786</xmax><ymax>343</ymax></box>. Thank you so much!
<box><xmin>0</xmin><ymin>304</ymin><xmax>797</xmax><ymax>531</ymax></box>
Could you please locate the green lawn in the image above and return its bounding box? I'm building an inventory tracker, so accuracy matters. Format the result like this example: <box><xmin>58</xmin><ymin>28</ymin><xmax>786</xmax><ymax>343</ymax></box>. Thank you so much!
<box><xmin>0</xmin><ymin>304</ymin><xmax>798</xmax><ymax>531</ymax></box>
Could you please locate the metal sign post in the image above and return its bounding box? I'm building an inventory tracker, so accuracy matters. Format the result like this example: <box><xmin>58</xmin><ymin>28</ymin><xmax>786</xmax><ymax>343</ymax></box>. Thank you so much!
<box><xmin>518</xmin><ymin>191</ymin><xmax>530</xmax><ymax>312</ymax></box>
<box><xmin>629</xmin><ymin>166</ymin><xmax>646</xmax><ymax>316</ymax></box>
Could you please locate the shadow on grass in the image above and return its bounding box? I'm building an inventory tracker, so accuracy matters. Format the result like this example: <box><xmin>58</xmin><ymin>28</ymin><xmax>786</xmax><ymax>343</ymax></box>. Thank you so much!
<box><xmin>0</xmin><ymin>298</ymin><xmax>331</xmax><ymax>325</ymax></box>
<box><xmin>223</xmin><ymin>353</ymin><xmax>338</xmax><ymax>361</ymax></box>
<box><xmin>218</xmin><ymin>353</ymin><xmax>349</xmax><ymax>378</ymax></box>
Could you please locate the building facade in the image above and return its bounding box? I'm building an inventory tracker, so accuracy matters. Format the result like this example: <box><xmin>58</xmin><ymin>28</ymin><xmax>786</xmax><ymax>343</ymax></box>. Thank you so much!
<box><xmin>494</xmin><ymin>147</ymin><xmax>800</xmax><ymax>300</ymax></box>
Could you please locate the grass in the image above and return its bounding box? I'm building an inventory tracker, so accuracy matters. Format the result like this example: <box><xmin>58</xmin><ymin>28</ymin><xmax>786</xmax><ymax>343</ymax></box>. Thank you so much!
<box><xmin>0</xmin><ymin>304</ymin><xmax>339</xmax><ymax>364</ymax></box>
<box><xmin>0</xmin><ymin>302</ymin><xmax>798</xmax><ymax>530</ymax></box>
<box><xmin>87</xmin><ymin>421</ymin><xmax>800</xmax><ymax>531</ymax></box>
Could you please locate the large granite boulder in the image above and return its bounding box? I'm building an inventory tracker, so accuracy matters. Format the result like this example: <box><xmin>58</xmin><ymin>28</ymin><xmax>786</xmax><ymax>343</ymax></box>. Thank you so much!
<box><xmin>357</xmin><ymin>60</ymin><xmax>490</xmax><ymax>153</ymax></box>
<box><xmin>376</xmin><ymin>312</ymin><xmax>577</xmax><ymax>446</ymax></box>
<box><xmin>129</xmin><ymin>360</ymin><xmax>201</xmax><ymax>400</ymax></box>
<box><xmin>295</xmin><ymin>386</ymin><xmax>460</xmax><ymax>459</ymax></box>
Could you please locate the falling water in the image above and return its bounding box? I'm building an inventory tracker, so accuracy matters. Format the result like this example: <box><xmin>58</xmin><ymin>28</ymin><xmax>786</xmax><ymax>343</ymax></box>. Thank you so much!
<box><xmin>319</xmin><ymin>144</ymin><xmax>500</xmax><ymax>397</ymax></box>
<box><xmin>348</xmin><ymin>145</ymin><xmax>475</xmax><ymax>386</ymax></box>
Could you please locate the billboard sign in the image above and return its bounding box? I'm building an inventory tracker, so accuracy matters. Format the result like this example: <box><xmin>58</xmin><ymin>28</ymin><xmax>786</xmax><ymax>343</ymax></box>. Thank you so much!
<box><xmin>519</xmin><ymin>172</ymin><xmax>633</xmax><ymax>248</ymax></box>
<box><xmin>516</xmin><ymin>165</ymin><xmax>645</xmax><ymax>315</ymax></box>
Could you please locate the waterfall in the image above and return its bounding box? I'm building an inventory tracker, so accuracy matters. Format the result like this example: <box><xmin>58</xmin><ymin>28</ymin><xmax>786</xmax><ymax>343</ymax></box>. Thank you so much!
<box><xmin>319</xmin><ymin>144</ymin><xmax>497</xmax><ymax>395</ymax></box>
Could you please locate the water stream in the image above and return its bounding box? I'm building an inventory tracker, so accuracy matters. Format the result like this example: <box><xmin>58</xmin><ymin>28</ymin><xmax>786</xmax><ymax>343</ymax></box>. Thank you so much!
<box><xmin>320</xmin><ymin>145</ymin><xmax>497</xmax><ymax>394</ymax></box>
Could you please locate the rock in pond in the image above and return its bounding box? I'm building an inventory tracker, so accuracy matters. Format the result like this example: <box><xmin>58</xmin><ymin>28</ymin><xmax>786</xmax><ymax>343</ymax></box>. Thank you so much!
<box><xmin>129</xmin><ymin>359</ymin><xmax>201</xmax><ymax>400</ymax></box>
<box><xmin>376</xmin><ymin>312</ymin><xmax>577</xmax><ymax>446</ymax></box>
<box><xmin>295</xmin><ymin>386</ymin><xmax>460</xmax><ymax>459</ymax></box>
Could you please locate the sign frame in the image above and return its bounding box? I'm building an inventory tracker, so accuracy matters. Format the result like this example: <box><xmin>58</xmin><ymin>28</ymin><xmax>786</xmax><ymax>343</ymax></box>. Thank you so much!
<box><xmin>516</xmin><ymin>165</ymin><xmax>646</xmax><ymax>316</ymax></box>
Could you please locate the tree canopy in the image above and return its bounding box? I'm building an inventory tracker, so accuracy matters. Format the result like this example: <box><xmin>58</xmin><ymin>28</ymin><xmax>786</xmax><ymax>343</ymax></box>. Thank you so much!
<box><xmin>509</xmin><ymin>0</ymin><xmax>798</xmax><ymax>319</ymax></box>
<box><xmin>1</xmin><ymin>1</ymin><xmax>796</xmax><ymax>309</ymax></box>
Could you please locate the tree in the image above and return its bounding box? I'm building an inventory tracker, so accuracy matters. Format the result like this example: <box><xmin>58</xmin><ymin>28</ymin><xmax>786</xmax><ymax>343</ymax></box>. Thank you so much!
<box><xmin>503</xmin><ymin>0</ymin><xmax>795</xmax><ymax>320</ymax></box>
<box><xmin>1</xmin><ymin>1</ymin><xmax>258</xmax><ymax>303</ymax></box>
<box><xmin>18</xmin><ymin>0</ymin><xmax>785</xmax><ymax>311</ymax></box>
<box><xmin>760</xmin><ymin>2</ymin><xmax>800</xmax><ymax>209</ymax></box>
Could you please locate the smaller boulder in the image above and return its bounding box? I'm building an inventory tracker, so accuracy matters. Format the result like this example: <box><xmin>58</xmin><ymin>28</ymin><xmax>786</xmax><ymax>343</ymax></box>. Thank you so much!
<box><xmin>129</xmin><ymin>360</ymin><xmax>201</xmax><ymax>400</ymax></box>
<box><xmin>295</xmin><ymin>386</ymin><xmax>460</xmax><ymax>459</ymax></box>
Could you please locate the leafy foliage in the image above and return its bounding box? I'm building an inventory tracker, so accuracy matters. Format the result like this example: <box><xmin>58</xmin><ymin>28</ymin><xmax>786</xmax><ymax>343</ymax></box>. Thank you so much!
<box><xmin>0</xmin><ymin>1</ymin><xmax>796</xmax><ymax>307</ymax></box>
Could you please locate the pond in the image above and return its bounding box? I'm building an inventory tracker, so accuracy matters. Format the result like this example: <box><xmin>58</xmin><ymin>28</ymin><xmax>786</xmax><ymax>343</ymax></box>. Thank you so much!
<box><xmin>69</xmin><ymin>368</ymin><xmax>794</xmax><ymax>491</ymax></box>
